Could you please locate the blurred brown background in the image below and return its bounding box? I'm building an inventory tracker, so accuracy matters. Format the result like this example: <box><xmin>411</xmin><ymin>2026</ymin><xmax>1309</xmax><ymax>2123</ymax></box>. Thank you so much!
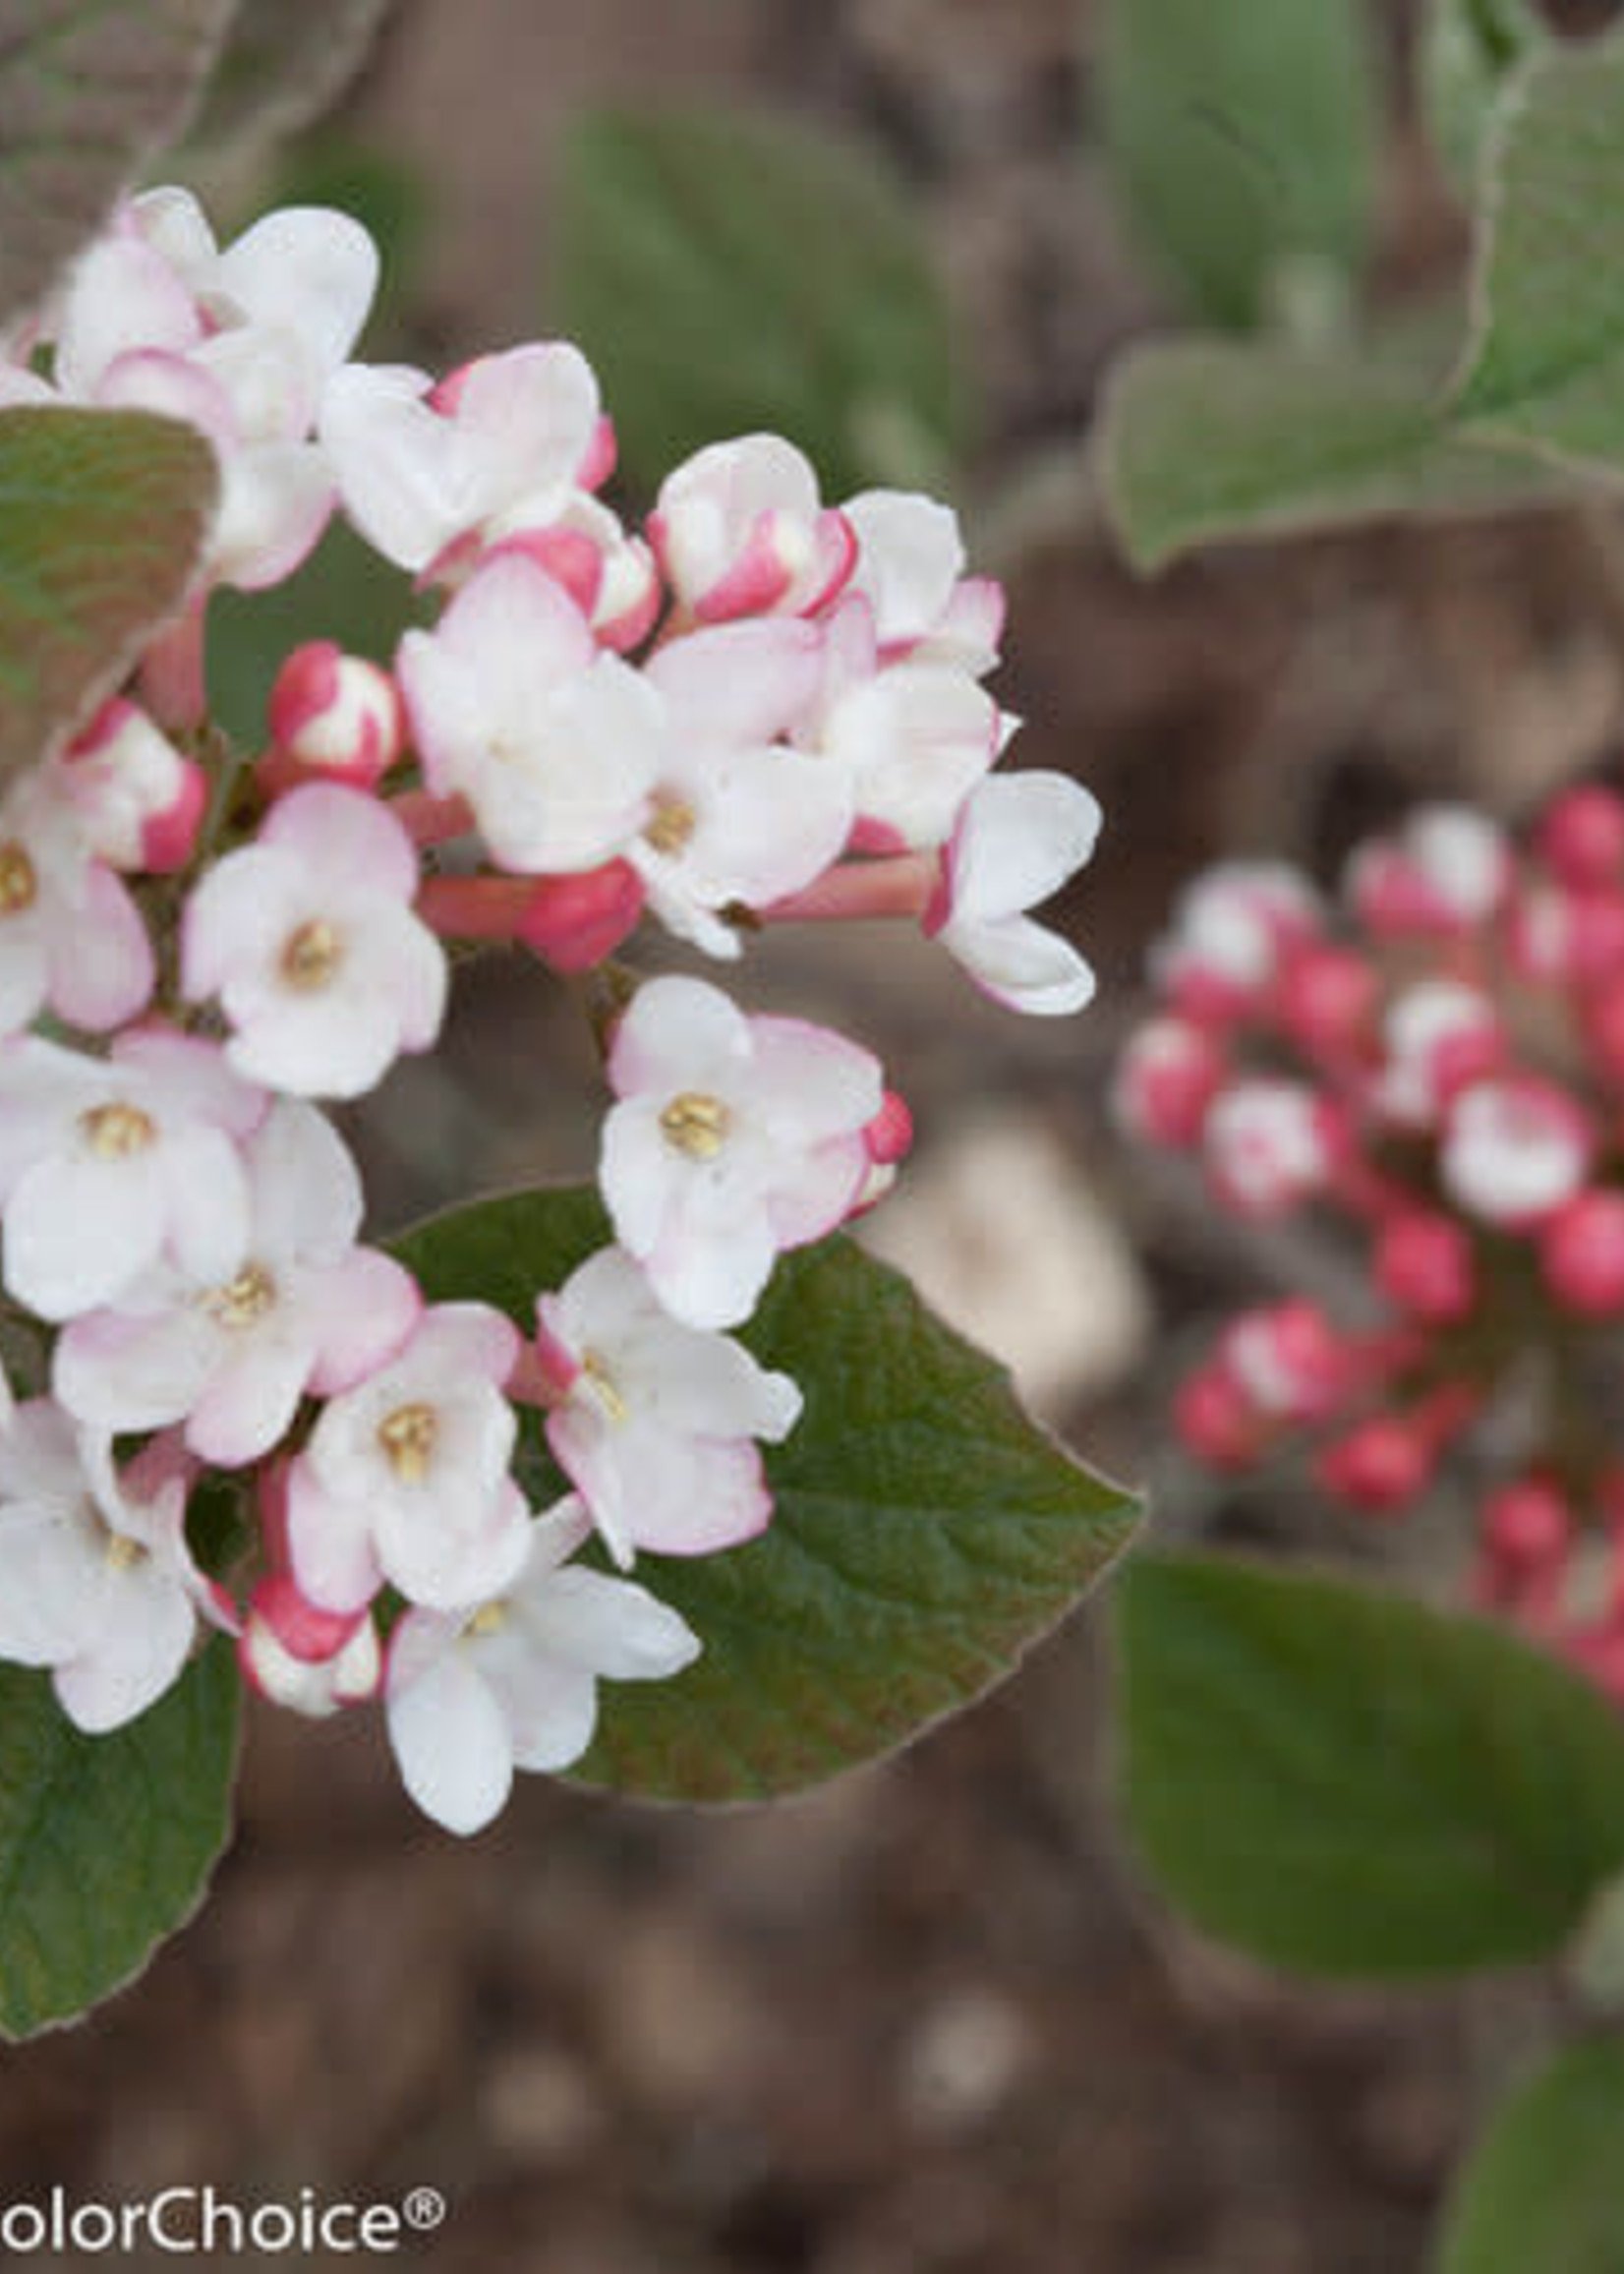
<box><xmin>8</xmin><ymin>2</ymin><xmax>1624</xmax><ymax>2267</ymax></box>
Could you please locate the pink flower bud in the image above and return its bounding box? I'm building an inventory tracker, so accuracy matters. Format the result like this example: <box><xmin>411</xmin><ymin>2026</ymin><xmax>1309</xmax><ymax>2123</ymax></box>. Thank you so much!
<box><xmin>1540</xmin><ymin>1190</ymin><xmax>1624</xmax><ymax>1315</ymax></box>
<box><xmin>1203</xmin><ymin>1079</ymin><xmax>1335</xmax><ymax>1219</ymax></box>
<box><xmin>1174</xmin><ymin>1365</ymin><xmax>1264</xmax><ymax>1471</ymax></box>
<box><xmin>1274</xmin><ymin>943</ymin><xmax>1378</xmax><ymax>1059</ymax></box>
<box><xmin>1153</xmin><ymin>863</ymin><xmax>1321</xmax><ymax>1024</ymax></box>
<box><xmin>1374</xmin><ymin>1212</ymin><xmax>1477</xmax><ymax>1324</ymax></box>
<box><xmin>865</xmin><ymin>1088</ymin><xmax>914</xmax><ymax>1169</ymax></box>
<box><xmin>1582</xmin><ymin>988</ymin><xmax>1624</xmax><ymax>1088</ymax></box>
<box><xmin>516</xmin><ymin>858</ymin><xmax>646</xmax><ymax>972</ymax></box>
<box><xmin>1219</xmin><ymin>1301</ymin><xmax>1353</xmax><ymax>1423</ymax></box>
<box><xmin>1346</xmin><ymin>806</ymin><xmax>1508</xmax><ymax>938</ymax></box>
<box><xmin>1441</xmin><ymin>1076</ymin><xmax>1594</xmax><ymax>1229</ymax></box>
<box><xmin>1538</xmin><ymin>785</ymin><xmax>1624</xmax><ymax>889</ymax></box>
<box><xmin>1316</xmin><ymin>1416</ymin><xmax>1433</xmax><ymax>1515</ymax></box>
<box><xmin>62</xmin><ymin>697</ymin><xmax>206</xmax><ymax>873</ymax></box>
<box><xmin>266</xmin><ymin>641</ymin><xmax>404</xmax><ymax>790</ymax></box>
<box><xmin>1113</xmin><ymin>1017</ymin><xmax>1227</xmax><ymax>1147</ymax></box>
<box><xmin>1481</xmin><ymin>1477</ymin><xmax>1572</xmax><ymax>1571</ymax></box>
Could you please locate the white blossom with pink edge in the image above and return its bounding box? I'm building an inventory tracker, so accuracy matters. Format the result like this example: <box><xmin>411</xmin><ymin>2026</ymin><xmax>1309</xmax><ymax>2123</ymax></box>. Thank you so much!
<box><xmin>384</xmin><ymin>1496</ymin><xmax>701</xmax><ymax>1836</ymax></box>
<box><xmin>286</xmin><ymin>1303</ymin><xmax>530</xmax><ymax>1615</ymax></box>
<box><xmin>1441</xmin><ymin>1077</ymin><xmax>1595</xmax><ymax>1230</ymax></box>
<box><xmin>601</xmin><ymin>974</ymin><xmax>884</xmax><ymax>1329</ymax></box>
<box><xmin>926</xmin><ymin>770</ymin><xmax>1100</xmax><ymax>1016</ymax></box>
<box><xmin>535</xmin><ymin>1246</ymin><xmax>801</xmax><ymax>1567</ymax></box>
<box><xmin>842</xmin><ymin>491</ymin><xmax>1004</xmax><ymax>673</ymax></box>
<box><xmin>396</xmin><ymin>550</ymin><xmax>661</xmax><ymax>875</ymax></box>
<box><xmin>633</xmin><ymin>619</ymin><xmax>851</xmax><ymax>957</ymax></box>
<box><xmin>649</xmin><ymin>435</ymin><xmax>855</xmax><ymax>623</ymax></box>
<box><xmin>182</xmin><ymin>782</ymin><xmax>447</xmax><ymax>1099</ymax></box>
<box><xmin>0</xmin><ymin>769</ymin><xmax>155</xmax><ymax>1038</ymax></box>
<box><xmin>47</xmin><ymin>190</ymin><xmax>378</xmax><ymax>590</ymax></box>
<box><xmin>53</xmin><ymin>1098</ymin><xmax>421</xmax><ymax>1465</ymax></box>
<box><xmin>0</xmin><ymin>1406</ymin><xmax>222</xmax><ymax>1732</ymax></box>
<box><xmin>56</xmin><ymin>699</ymin><xmax>205</xmax><ymax>873</ymax></box>
<box><xmin>0</xmin><ymin>1030</ymin><xmax>263</xmax><ymax>1322</ymax></box>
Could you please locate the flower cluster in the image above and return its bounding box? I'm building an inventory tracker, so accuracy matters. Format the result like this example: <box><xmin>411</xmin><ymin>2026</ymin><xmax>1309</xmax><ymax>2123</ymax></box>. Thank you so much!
<box><xmin>1118</xmin><ymin>790</ymin><xmax>1624</xmax><ymax>1700</ymax></box>
<box><xmin>0</xmin><ymin>189</ymin><xmax>1101</xmax><ymax>1830</ymax></box>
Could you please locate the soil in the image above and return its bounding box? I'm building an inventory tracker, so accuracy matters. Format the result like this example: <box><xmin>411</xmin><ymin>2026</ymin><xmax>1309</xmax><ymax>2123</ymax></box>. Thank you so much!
<box><xmin>2</xmin><ymin>4</ymin><xmax>1617</xmax><ymax>2268</ymax></box>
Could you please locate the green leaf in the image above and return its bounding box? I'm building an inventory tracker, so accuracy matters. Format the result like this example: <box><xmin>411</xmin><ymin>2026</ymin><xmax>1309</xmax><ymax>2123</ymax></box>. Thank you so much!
<box><xmin>1454</xmin><ymin>29</ymin><xmax>1624</xmax><ymax>474</ymax></box>
<box><xmin>394</xmin><ymin>1186</ymin><xmax>1140</xmax><ymax>1803</ymax></box>
<box><xmin>1421</xmin><ymin>0</ymin><xmax>1549</xmax><ymax>196</ymax></box>
<box><xmin>551</xmin><ymin>106</ymin><xmax>968</xmax><ymax>498</ymax></box>
<box><xmin>1097</xmin><ymin>0</ymin><xmax>1380</xmax><ymax>331</ymax></box>
<box><xmin>187</xmin><ymin>0</ymin><xmax>395</xmax><ymax>156</ymax></box>
<box><xmin>0</xmin><ymin>0</ymin><xmax>233</xmax><ymax>326</ymax></box>
<box><xmin>0</xmin><ymin>406</ymin><xmax>219</xmax><ymax>781</ymax></box>
<box><xmin>1438</xmin><ymin>2037</ymin><xmax>1624</xmax><ymax>2274</ymax></box>
<box><xmin>0</xmin><ymin>1641</ymin><xmax>239</xmax><ymax>2038</ymax></box>
<box><xmin>1117</xmin><ymin>1555</ymin><xmax>1624</xmax><ymax>1979</ymax></box>
<box><xmin>1099</xmin><ymin>320</ymin><xmax>1570</xmax><ymax>571</ymax></box>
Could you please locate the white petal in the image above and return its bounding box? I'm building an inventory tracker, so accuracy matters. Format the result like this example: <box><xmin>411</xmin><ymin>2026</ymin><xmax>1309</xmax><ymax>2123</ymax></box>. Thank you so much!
<box><xmin>386</xmin><ymin>1646</ymin><xmax>514</xmax><ymax>1835</ymax></box>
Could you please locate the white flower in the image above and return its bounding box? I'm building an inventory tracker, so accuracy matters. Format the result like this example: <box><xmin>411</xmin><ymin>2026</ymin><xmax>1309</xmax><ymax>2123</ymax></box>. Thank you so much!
<box><xmin>384</xmin><ymin>1497</ymin><xmax>701</xmax><ymax>1835</ymax></box>
<box><xmin>396</xmin><ymin>551</ymin><xmax>660</xmax><ymax>874</ymax></box>
<box><xmin>0</xmin><ymin>1406</ymin><xmax>215</xmax><ymax>1732</ymax></box>
<box><xmin>649</xmin><ymin>435</ymin><xmax>855</xmax><ymax>621</ymax></box>
<box><xmin>54</xmin><ymin>1098</ymin><xmax>421</xmax><ymax>1465</ymax></box>
<box><xmin>286</xmin><ymin>1304</ymin><xmax>529</xmax><ymax>1614</ymax></box>
<box><xmin>0</xmin><ymin>769</ymin><xmax>155</xmax><ymax>1038</ymax></box>
<box><xmin>1441</xmin><ymin>1078</ymin><xmax>1593</xmax><ymax>1230</ymax></box>
<box><xmin>182</xmin><ymin>783</ymin><xmax>447</xmax><ymax>1099</ymax></box>
<box><xmin>601</xmin><ymin>975</ymin><xmax>883</xmax><ymax>1328</ymax></box>
<box><xmin>927</xmin><ymin>771</ymin><xmax>1100</xmax><ymax>1016</ymax></box>
<box><xmin>0</xmin><ymin>1031</ymin><xmax>263</xmax><ymax>1321</ymax></box>
<box><xmin>536</xmin><ymin>1247</ymin><xmax>801</xmax><ymax>1566</ymax></box>
<box><xmin>842</xmin><ymin>490</ymin><xmax>1004</xmax><ymax>673</ymax></box>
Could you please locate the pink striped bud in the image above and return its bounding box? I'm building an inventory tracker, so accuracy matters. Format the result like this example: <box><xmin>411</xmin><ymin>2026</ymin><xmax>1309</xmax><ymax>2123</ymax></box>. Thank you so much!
<box><xmin>1219</xmin><ymin>1300</ymin><xmax>1353</xmax><ymax>1424</ymax></box>
<box><xmin>1203</xmin><ymin>1079</ymin><xmax>1336</xmax><ymax>1219</ymax></box>
<box><xmin>1316</xmin><ymin>1415</ymin><xmax>1435</xmax><ymax>1515</ymax></box>
<box><xmin>266</xmin><ymin>641</ymin><xmax>404</xmax><ymax>790</ymax></box>
<box><xmin>1174</xmin><ymin>1364</ymin><xmax>1265</xmax><ymax>1471</ymax></box>
<box><xmin>1275</xmin><ymin>943</ymin><xmax>1378</xmax><ymax>1059</ymax></box>
<box><xmin>1541</xmin><ymin>1189</ymin><xmax>1624</xmax><ymax>1316</ymax></box>
<box><xmin>1481</xmin><ymin>1477</ymin><xmax>1572</xmax><ymax>1572</ymax></box>
<box><xmin>1441</xmin><ymin>1076</ymin><xmax>1593</xmax><ymax>1230</ymax></box>
<box><xmin>1346</xmin><ymin>805</ymin><xmax>1509</xmax><ymax>939</ymax></box>
<box><xmin>1114</xmin><ymin>1017</ymin><xmax>1227</xmax><ymax>1147</ymax></box>
<box><xmin>516</xmin><ymin>858</ymin><xmax>646</xmax><ymax>972</ymax></box>
<box><xmin>1373</xmin><ymin>1211</ymin><xmax>1477</xmax><ymax>1324</ymax></box>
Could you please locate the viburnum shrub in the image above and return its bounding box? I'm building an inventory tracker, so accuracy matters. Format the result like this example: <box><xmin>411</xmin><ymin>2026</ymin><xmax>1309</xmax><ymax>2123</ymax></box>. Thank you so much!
<box><xmin>1118</xmin><ymin>790</ymin><xmax>1624</xmax><ymax>1696</ymax></box>
<box><xmin>0</xmin><ymin>181</ymin><xmax>1135</xmax><ymax>2034</ymax></box>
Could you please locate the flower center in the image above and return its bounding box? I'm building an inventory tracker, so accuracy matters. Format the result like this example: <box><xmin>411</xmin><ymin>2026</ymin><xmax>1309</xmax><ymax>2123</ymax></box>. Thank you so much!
<box><xmin>660</xmin><ymin>1090</ymin><xmax>730</xmax><ymax>1160</ymax></box>
<box><xmin>203</xmin><ymin>1260</ymin><xmax>277</xmax><ymax>1329</ymax></box>
<box><xmin>377</xmin><ymin>1401</ymin><xmax>438</xmax><ymax>1483</ymax></box>
<box><xmin>0</xmin><ymin>841</ymin><xmax>37</xmax><ymax>915</ymax></box>
<box><xmin>280</xmin><ymin>918</ymin><xmax>343</xmax><ymax>992</ymax></box>
<box><xmin>105</xmin><ymin>1534</ymin><xmax>146</xmax><ymax>1572</ymax></box>
<box><xmin>79</xmin><ymin>1101</ymin><xmax>157</xmax><ymax>1158</ymax></box>
<box><xmin>580</xmin><ymin>1349</ymin><xmax>629</xmax><ymax>1425</ymax></box>
<box><xmin>468</xmin><ymin>1600</ymin><xmax>508</xmax><ymax>1638</ymax></box>
<box><xmin>644</xmin><ymin>794</ymin><xmax>697</xmax><ymax>856</ymax></box>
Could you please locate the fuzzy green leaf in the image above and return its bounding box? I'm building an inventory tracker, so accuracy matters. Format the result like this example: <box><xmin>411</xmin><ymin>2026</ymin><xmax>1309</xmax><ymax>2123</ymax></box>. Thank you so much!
<box><xmin>395</xmin><ymin>1186</ymin><xmax>1140</xmax><ymax>1804</ymax></box>
<box><xmin>1438</xmin><ymin>2037</ymin><xmax>1624</xmax><ymax>2274</ymax></box>
<box><xmin>1118</xmin><ymin>1555</ymin><xmax>1624</xmax><ymax>1978</ymax></box>
<box><xmin>0</xmin><ymin>405</ymin><xmax>219</xmax><ymax>780</ymax></box>
<box><xmin>0</xmin><ymin>1642</ymin><xmax>239</xmax><ymax>2038</ymax></box>
<box><xmin>551</xmin><ymin>106</ymin><xmax>968</xmax><ymax>498</ymax></box>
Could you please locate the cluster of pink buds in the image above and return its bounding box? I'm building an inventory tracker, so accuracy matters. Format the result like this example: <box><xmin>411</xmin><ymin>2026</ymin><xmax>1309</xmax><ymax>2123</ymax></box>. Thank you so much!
<box><xmin>0</xmin><ymin>187</ymin><xmax>1100</xmax><ymax>1831</ymax></box>
<box><xmin>1118</xmin><ymin>790</ymin><xmax>1624</xmax><ymax>1701</ymax></box>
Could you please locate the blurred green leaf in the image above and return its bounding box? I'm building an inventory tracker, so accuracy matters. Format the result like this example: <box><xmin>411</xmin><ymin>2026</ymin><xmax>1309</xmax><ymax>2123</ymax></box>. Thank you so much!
<box><xmin>396</xmin><ymin>1186</ymin><xmax>1140</xmax><ymax>1804</ymax></box>
<box><xmin>187</xmin><ymin>0</ymin><xmax>394</xmax><ymax>156</ymax></box>
<box><xmin>0</xmin><ymin>0</ymin><xmax>232</xmax><ymax>325</ymax></box>
<box><xmin>552</xmin><ymin>106</ymin><xmax>968</xmax><ymax>498</ymax></box>
<box><xmin>0</xmin><ymin>1642</ymin><xmax>238</xmax><ymax>2038</ymax></box>
<box><xmin>1438</xmin><ymin>2038</ymin><xmax>1624</xmax><ymax>2274</ymax></box>
<box><xmin>1099</xmin><ymin>319</ymin><xmax>1568</xmax><ymax>571</ymax></box>
<box><xmin>0</xmin><ymin>406</ymin><xmax>219</xmax><ymax>779</ymax></box>
<box><xmin>1118</xmin><ymin>1555</ymin><xmax>1624</xmax><ymax>1978</ymax></box>
<box><xmin>1421</xmin><ymin>0</ymin><xmax>1549</xmax><ymax>195</ymax></box>
<box><xmin>1098</xmin><ymin>0</ymin><xmax>1380</xmax><ymax>332</ymax></box>
<box><xmin>1454</xmin><ymin>29</ymin><xmax>1624</xmax><ymax>474</ymax></box>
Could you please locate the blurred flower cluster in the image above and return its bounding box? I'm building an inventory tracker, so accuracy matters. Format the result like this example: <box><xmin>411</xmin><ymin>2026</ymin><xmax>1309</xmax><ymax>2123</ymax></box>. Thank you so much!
<box><xmin>1117</xmin><ymin>788</ymin><xmax>1624</xmax><ymax>1699</ymax></box>
<box><xmin>0</xmin><ymin>187</ymin><xmax>1100</xmax><ymax>1831</ymax></box>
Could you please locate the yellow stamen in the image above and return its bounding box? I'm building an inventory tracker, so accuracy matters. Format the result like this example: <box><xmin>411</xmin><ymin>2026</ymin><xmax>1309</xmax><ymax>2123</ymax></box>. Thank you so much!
<box><xmin>203</xmin><ymin>1261</ymin><xmax>277</xmax><ymax>1329</ymax></box>
<box><xmin>0</xmin><ymin>842</ymin><xmax>37</xmax><ymax>915</ymax></box>
<box><xmin>79</xmin><ymin>1102</ymin><xmax>157</xmax><ymax>1158</ymax></box>
<box><xmin>468</xmin><ymin>1600</ymin><xmax>508</xmax><ymax>1637</ymax></box>
<box><xmin>644</xmin><ymin>794</ymin><xmax>697</xmax><ymax>855</ymax></box>
<box><xmin>377</xmin><ymin>1401</ymin><xmax>437</xmax><ymax>1483</ymax></box>
<box><xmin>660</xmin><ymin>1090</ymin><xmax>730</xmax><ymax>1160</ymax></box>
<box><xmin>580</xmin><ymin>1349</ymin><xmax>628</xmax><ymax>1425</ymax></box>
<box><xmin>106</xmin><ymin>1535</ymin><xmax>146</xmax><ymax>1572</ymax></box>
<box><xmin>280</xmin><ymin>918</ymin><xmax>343</xmax><ymax>992</ymax></box>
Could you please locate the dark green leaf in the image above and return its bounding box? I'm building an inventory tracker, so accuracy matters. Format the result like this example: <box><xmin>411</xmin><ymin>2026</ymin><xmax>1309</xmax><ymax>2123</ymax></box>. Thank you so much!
<box><xmin>0</xmin><ymin>1641</ymin><xmax>239</xmax><ymax>2037</ymax></box>
<box><xmin>395</xmin><ymin>1186</ymin><xmax>1140</xmax><ymax>1803</ymax></box>
<box><xmin>1421</xmin><ymin>0</ymin><xmax>1549</xmax><ymax>196</ymax></box>
<box><xmin>1099</xmin><ymin>320</ymin><xmax>1570</xmax><ymax>571</ymax></box>
<box><xmin>0</xmin><ymin>406</ymin><xmax>219</xmax><ymax>780</ymax></box>
<box><xmin>187</xmin><ymin>0</ymin><xmax>394</xmax><ymax>155</ymax></box>
<box><xmin>1117</xmin><ymin>1555</ymin><xmax>1624</xmax><ymax>1978</ymax></box>
<box><xmin>551</xmin><ymin>106</ymin><xmax>968</xmax><ymax>498</ymax></box>
<box><xmin>0</xmin><ymin>0</ymin><xmax>233</xmax><ymax>326</ymax></box>
<box><xmin>1438</xmin><ymin>2037</ymin><xmax>1624</xmax><ymax>2274</ymax></box>
<box><xmin>1097</xmin><ymin>0</ymin><xmax>1380</xmax><ymax>331</ymax></box>
<box><xmin>1454</xmin><ymin>29</ymin><xmax>1624</xmax><ymax>473</ymax></box>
